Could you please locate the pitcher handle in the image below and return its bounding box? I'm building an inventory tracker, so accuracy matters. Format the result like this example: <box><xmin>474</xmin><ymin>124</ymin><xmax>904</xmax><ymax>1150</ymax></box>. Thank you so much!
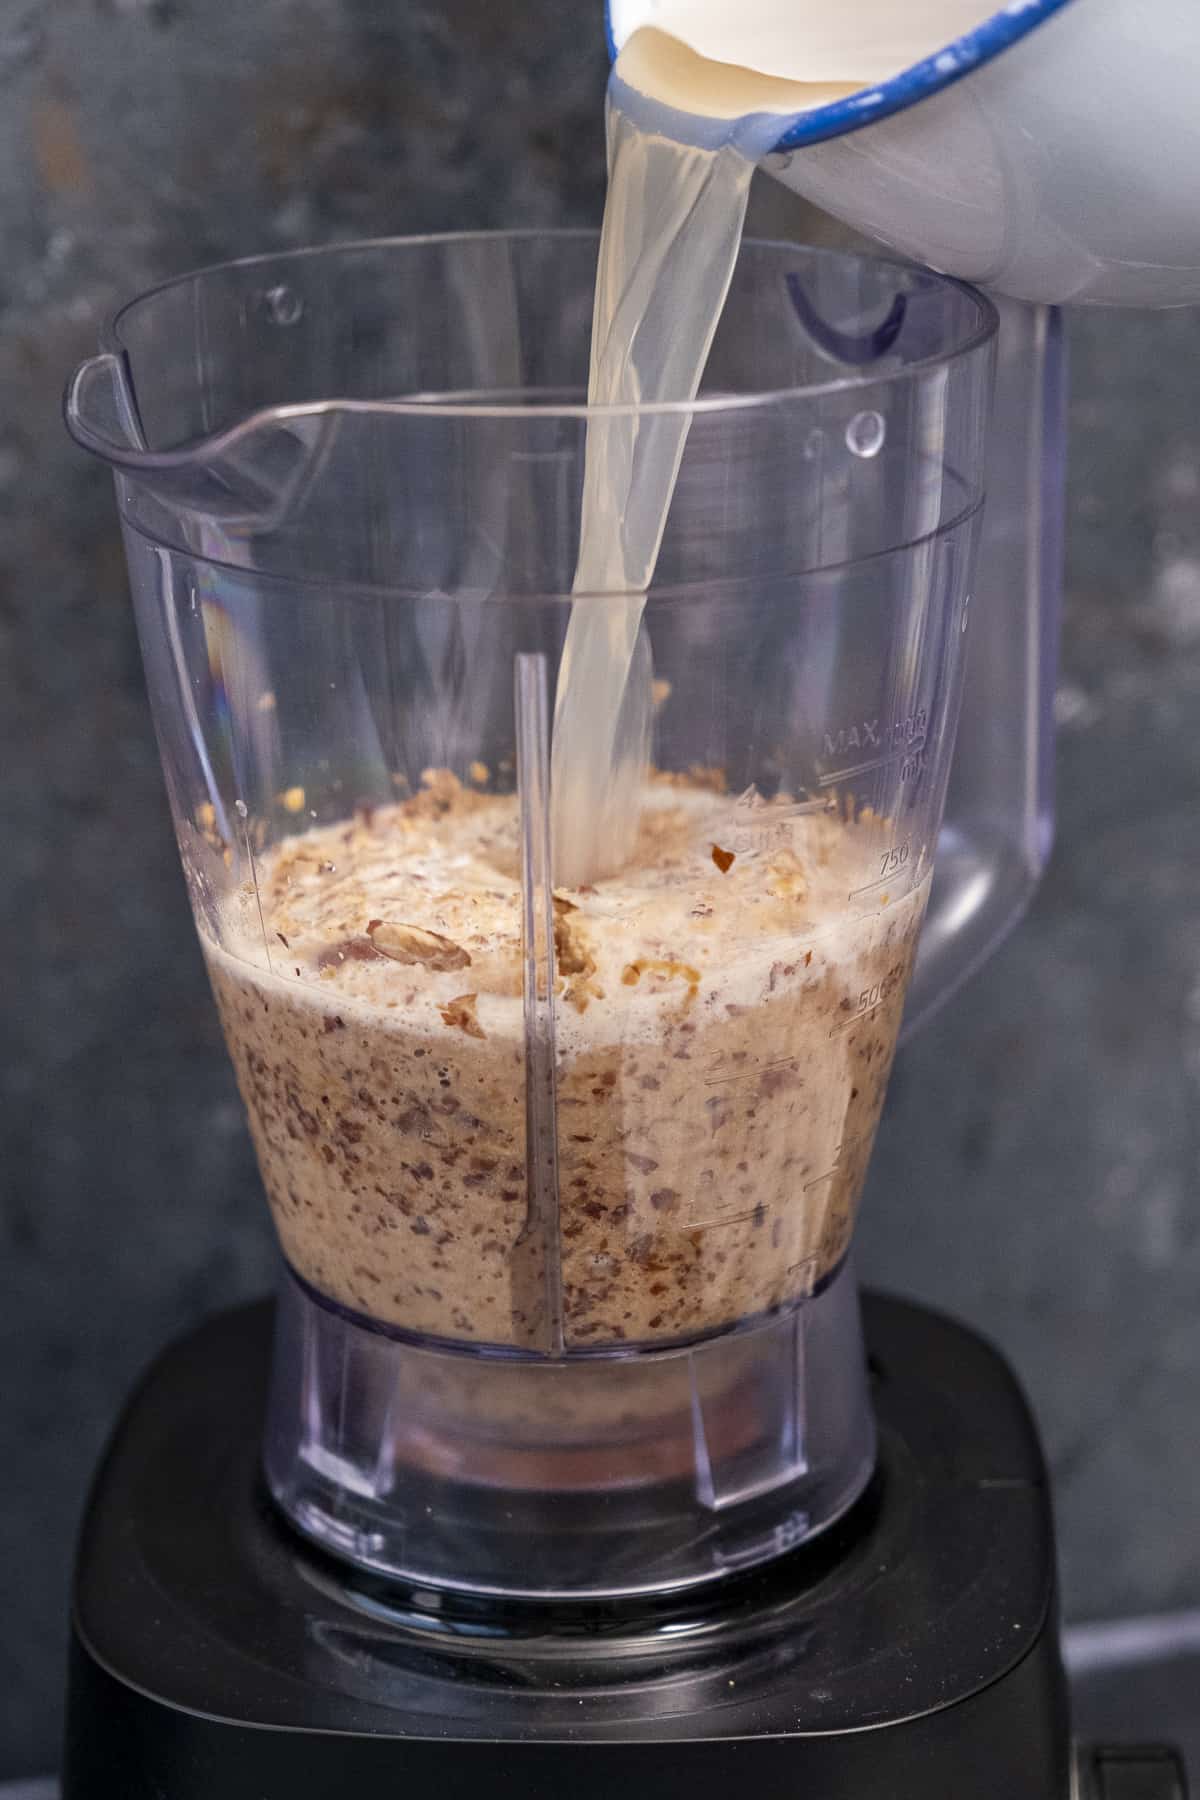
<box><xmin>904</xmin><ymin>299</ymin><xmax>1065</xmax><ymax>1036</ymax></box>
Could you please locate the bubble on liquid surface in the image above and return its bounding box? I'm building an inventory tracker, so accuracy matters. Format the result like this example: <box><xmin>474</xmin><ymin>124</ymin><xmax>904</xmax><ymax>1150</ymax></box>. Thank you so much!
<box><xmin>262</xmin><ymin>285</ymin><xmax>304</xmax><ymax>327</ymax></box>
<box><xmin>846</xmin><ymin>410</ymin><xmax>886</xmax><ymax>459</ymax></box>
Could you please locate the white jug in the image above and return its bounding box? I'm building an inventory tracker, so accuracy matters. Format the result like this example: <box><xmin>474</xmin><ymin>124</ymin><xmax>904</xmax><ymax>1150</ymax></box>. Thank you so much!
<box><xmin>607</xmin><ymin>0</ymin><xmax>1200</xmax><ymax>307</ymax></box>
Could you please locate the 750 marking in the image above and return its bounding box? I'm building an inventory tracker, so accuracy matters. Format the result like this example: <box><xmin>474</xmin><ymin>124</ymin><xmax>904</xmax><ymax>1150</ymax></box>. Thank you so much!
<box><xmin>878</xmin><ymin>840</ymin><xmax>910</xmax><ymax>880</ymax></box>
<box><xmin>850</xmin><ymin>838</ymin><xmax>912</xmax><ymax>901</ymax></box>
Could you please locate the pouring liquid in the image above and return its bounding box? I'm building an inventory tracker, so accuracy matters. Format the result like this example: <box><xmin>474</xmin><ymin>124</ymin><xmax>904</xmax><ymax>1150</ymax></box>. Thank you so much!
<box><xmin>552</xmin><ymin>29</ymin><xmax>846</xmax><ymax>886</ymax></box>
<box><xmin>552</xmin><ymin>6</ymin><xmax>997</xmax><ymax>884</ymax></box>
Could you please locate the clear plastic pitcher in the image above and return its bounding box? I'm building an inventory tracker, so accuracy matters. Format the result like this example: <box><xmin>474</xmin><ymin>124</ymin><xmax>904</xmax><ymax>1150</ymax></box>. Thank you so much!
<box><xmin>68</xmin><ymin>232</ymin><xmax>999</xmax><ymax>1603</ymax></box>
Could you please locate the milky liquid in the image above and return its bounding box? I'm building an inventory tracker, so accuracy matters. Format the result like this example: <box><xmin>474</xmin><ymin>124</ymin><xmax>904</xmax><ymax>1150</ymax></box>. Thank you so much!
<box><xmin>552</xmin><ymin>33</ymin><xmax>814</xmax><ymax>885</ymax></box>
<box><xmin>608</xmin><ymin>0</ymin><xmax>1006</xmax><ymax>88</ymax></box>
<box><xmin>552</xmin><ymin>4</ymin><xmax>997</xmax><ymax>884</ymax></box>
<box><xmin>204</xmin><ymin>778</ymin><xmax>929</xmax><ymax>1346</ymax></box>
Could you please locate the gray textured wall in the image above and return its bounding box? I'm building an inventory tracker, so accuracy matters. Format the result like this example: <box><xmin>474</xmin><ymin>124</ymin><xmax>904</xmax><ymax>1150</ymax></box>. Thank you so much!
<box><xmin>2</xmin><ymin>0</ymin><xmax>1198</xmax><ymax>1778</ymax></box>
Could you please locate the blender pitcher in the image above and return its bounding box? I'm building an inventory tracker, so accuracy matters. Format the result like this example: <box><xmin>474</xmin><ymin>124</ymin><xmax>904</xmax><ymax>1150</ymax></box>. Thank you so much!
<box><xmin>67</xmin><ymin>232</ymin><xmax>1000</xmax><ymax>1602</ymax></box>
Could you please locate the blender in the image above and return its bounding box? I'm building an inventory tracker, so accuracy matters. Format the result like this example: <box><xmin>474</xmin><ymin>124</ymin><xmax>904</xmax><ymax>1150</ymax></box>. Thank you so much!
<box><xmin>58</xmin><ymin>230</ymin><xmax>1102</xmax><ymax>1800</ymax></box>
<box><xmin>64</xmin><ymin>235</ymin><xmax>1001</xmax><ymax>1597</ymax></box>
<box><xmin>59</xmin><ymin>6</ymin><xmax>1194</xmax><ymax>1784</ymax></box>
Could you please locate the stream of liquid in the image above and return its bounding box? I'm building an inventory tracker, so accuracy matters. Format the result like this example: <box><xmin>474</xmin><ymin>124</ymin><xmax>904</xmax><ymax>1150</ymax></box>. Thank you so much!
<box><xmin>551</xmin><ymin>30</ymin><xmax>827</xmax><ymax>885</ymax></box>
<box><xmin>551</xmin><ymin>7</ymin><xmax>996</xmax><ymax>884</ymax></box>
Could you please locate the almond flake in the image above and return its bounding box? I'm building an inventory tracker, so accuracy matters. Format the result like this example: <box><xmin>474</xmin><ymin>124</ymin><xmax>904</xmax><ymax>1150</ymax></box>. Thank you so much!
<box><xmin>367</xmin><ymin>919</ymin><xmax>471</xmax><ymax>971</ymax></box>
<box><xmin>439</xmin><ymin>992</ymin><xmax>485</xmax><ymax>1039</ymax></box>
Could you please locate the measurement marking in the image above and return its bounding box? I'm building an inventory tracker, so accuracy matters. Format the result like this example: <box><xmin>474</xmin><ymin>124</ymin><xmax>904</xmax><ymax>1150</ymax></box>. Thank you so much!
<box><xmin>734</xmin><ymin>788</ymin><xmax>831</xmax><ymax>821</ymax></box>
<box><xmin>802</xmin><ymin>1134</ymin><xmax>866</xmax><ymax>1190</ymax></box>
<box><xmin>768</xmin><ymin>798</ymin><xmax>833</xmax><ymax>821</ymax></box>
<box><xmin>682</xmin><ymin>1206</ymin><xmax>762</xmax><ymax>1231</ymax></box>
<box><xmin>830</xmin><ymin>964</ymin><xmax>905</xmax><ymax>1037</ymax></box>
<box><xmin>703</xmin><ymin>1054</ymin><xmax>797</xmax><ymax>1089</ymax></box>
<box><xmin>803</xmin><ymin>1166</ymin><xmax>839</xmax><ymax>1193</ymax></box>
<box><xmin>726</xmin><ymin>791</ymin><xmax>836</xmax><ymax>857</ymax></box>
<box><xmin>816</xmin><ymin>750</ymin><xmax>902</xmax><ymax>787</ymax></box>
<box><xmin>849</xmin><ymin>871</ymin><xmax>898</xmax><ymax>900</ymax></box>
<box><xmin>817</xmin><ymin>740</ymin><xmax>927</xmax><ymax>789</ymax></box>
<box><xmin>830</xmin><ymin>1002</ymin><xmax>881</xmax><ymax>1036</ymax></box>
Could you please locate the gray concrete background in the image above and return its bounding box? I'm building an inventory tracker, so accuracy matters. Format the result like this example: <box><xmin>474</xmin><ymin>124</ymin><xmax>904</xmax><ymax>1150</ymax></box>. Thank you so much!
<box><xmin>1</xmin><ymin>0</ymin><xmax>1198</xmax><ymax>1778</ymax></box>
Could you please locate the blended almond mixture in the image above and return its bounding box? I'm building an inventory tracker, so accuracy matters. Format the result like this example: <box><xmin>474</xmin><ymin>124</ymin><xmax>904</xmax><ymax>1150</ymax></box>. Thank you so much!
<box><xmin>203</xmin><ymin>772</ymin><xmax>925</xmax><ymax>1351</ymax></box>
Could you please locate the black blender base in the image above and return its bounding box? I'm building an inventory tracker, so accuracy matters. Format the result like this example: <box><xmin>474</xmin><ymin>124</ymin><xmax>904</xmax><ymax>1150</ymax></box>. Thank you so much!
<box><xmin>65</xmin><ymin>1293</ymin><xmax>1088</xmax><ymax>1799</ymax></box>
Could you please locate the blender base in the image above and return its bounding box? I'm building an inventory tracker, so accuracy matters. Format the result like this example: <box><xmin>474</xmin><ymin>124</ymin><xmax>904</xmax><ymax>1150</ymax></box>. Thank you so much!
<box><xmin>262</xmin><ymin>1257</ymin><xmax>877</xmax><ymax>1601</ymax></box>
<box><xmin>62</xmin><ymin>1291</ymin><xmax>1152</xmax><ymax>1800</ymax></box>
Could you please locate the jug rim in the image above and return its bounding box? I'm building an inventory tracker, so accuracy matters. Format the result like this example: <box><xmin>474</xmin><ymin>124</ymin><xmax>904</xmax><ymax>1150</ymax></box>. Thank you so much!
<box><xmin>606</xmin><ymin>0</ymin><xmax>1077</xmax><ymax>153</ymax></box>
<box><xmin>65</xmin><ymin>230</ymin><xmax>997</xmax><ymax>475</ymax></box>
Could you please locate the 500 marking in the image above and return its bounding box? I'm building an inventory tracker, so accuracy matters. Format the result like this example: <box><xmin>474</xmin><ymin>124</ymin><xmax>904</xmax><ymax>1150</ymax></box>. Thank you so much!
<box><xmin>829</xmin><ymin>961</ymin><xmax>906</xmax><ymax>1036</ymax></box>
